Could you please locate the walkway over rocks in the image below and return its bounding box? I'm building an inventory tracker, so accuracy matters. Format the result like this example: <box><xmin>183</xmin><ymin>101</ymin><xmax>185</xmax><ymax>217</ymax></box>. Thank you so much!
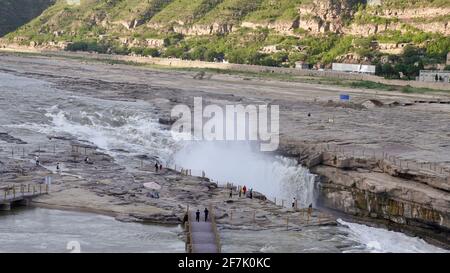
<box><xmin>185</xmin><ymin>207</ymin><xmax>221</xmax><ymax>253</ymax></box>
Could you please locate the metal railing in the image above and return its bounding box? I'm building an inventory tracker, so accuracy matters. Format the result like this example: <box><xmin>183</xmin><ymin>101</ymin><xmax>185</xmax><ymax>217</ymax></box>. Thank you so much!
<box><xmin>185</xmin><ymin>206</ymin><xmax>194</xmax><ymax>253</ymax></box>
<box><xmin>315</xmin><ymin>143</ymin><xmax>450</xmax><ymax>178</ymax></box>
<box><xmin>2</xmin><ymin>142</ymin><xmax>94</xmax><ymax>161</ymax></box>
<box><xmin>1</xmin><ymin>183</ymin><xmax>49</xmax><ymax>201</ymax></box>
<box><xmin>209</xmin><ymin>205</ymin><xmax>222</xmax><ymax>253</ymax></box>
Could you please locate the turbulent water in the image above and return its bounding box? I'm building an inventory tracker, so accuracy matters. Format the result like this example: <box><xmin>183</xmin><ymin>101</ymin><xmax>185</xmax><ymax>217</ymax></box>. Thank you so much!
<box><xmin>337</xmin><ymin>219</ymin><xmax>447</xmax><ymax>253</ymax></box>
<box><xmin>0</xmin><ymin>208</ymin><xmax>184</xmax><ymax>253</ymax></box>
<box><xmin>0</xmin><ymin>71</ymin><xmax>447</xmax><ymax>253</ymax></box>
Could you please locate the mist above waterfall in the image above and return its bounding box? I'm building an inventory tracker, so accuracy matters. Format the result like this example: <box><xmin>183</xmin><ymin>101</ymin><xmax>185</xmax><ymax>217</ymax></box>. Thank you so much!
<box><xmin>172</xmin><ymin>141</ymin><xmax>315</xmax><ymax>208</ymax></box>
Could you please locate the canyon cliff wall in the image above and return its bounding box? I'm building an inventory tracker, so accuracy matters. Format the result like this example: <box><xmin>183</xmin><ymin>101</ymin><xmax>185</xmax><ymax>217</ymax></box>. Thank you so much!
<box><xmin>279</xmin><ymin>142</ymin><xmax>450</xmax><ymax>247</ymax></box>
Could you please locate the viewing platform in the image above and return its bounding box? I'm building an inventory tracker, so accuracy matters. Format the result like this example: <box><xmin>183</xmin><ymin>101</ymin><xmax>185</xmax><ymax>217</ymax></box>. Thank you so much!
<box><xmin>0</xmin><ymin>184</ymin><xmax>48</xmax><ymax>211</ymax></box>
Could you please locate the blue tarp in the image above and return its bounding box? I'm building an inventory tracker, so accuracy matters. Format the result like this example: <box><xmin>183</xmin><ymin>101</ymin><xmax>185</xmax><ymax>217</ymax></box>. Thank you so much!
<box><xmin>340</xmin><ymin>94</ymin><xmax>350</xmax><ymax>101</ymax></box>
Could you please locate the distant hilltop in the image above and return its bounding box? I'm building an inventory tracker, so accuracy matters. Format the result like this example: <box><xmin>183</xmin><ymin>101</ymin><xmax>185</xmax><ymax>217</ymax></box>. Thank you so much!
<box><xmin>1</xmin><ymin>0</ymin><xmax>449</xmax><ymax>79</ymax></box>
<box><xmin>0</xmin><ymin>0</ymin><xmax>55</xmax><ymax>37</ymax></box>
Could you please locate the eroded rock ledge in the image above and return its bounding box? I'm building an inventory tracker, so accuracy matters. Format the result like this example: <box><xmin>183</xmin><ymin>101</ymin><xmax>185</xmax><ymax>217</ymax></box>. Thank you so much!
<box><xmin>278</xmin><ymin>141</ymin><xmax>450</xmax><ymax>248</ymax></box>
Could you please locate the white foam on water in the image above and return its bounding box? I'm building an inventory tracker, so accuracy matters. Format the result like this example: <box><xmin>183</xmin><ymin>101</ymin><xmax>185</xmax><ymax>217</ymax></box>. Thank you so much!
<box><xmin>7</xmin><ymin>103</ymin><xmax>179</xmax><ymax>164</ymax></box>
<box><xmin>337</xmin><ymin>219</ymin><xmax>448</xmax><ymax>253</ymax></box>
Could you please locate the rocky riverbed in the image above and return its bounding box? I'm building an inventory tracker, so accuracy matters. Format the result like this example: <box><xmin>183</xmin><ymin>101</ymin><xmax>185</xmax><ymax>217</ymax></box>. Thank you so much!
<box><xmin>0</xmin><ymin>52</ymin><xmax>448</xmax><ymax>251</ymax></box>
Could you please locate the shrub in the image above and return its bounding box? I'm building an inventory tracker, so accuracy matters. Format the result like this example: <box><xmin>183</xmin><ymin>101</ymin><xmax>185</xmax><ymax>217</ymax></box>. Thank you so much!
<box><xmin>163</xmin><ymin>46</ymin><xmax>185</xmax><ymax>58</ymax></box>
<box><xmin>142</xmin><ymin>48</ymin><xmax>160</xmax><ymax>57</ymax></box>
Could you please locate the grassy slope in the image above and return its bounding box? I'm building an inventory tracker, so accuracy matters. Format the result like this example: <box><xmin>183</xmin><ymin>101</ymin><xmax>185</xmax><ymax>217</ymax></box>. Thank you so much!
<box><xmin>7</xmin><ymin>0</ymin><xmax>450</xmax><ymax>38</ymax></box>
<box><xmin>3</xmin><ymin>0</ymin><xmax>450</xmax><ymax>69</ymax></box>
<box><xmin>196</xmin><ymin>0</ymin><xmax>264</xmax><ymax>25</ymax></box>
<box><xmin>380</xmin><ymin>0</ymin><xmax>450</xmax><ymax>8</ymax></box>
<box><xmin>244</xmin><ymin>0</ymin><xmax>309</xmax><ymax>23</ymax></box>
<box><xmin>149</xmin><ymin>0</ymin><xmax>219</xmax><ymax>25</ymax></box>
<box><xmin>0</xmin><ymin>0</ymin><xmax>55</xmax><ymax>36</ymax></box>
<box><xmin>107</xmin><ymin>0</ymin><xmax>174</xmax><ymax>23</ymax></box>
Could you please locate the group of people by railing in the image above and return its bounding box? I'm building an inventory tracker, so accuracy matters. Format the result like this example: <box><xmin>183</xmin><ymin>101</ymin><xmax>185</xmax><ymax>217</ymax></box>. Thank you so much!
<box><xmin>229</xmin><ymin>185</ymin><xmax>253</xmax><ymax>199</ymax></box>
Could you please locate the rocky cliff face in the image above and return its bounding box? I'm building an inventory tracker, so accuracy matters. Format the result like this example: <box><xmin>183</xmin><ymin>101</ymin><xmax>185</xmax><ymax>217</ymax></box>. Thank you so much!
<box><xmin>146</xmin><ymin>0</ymin><xmax>360</xmax><ymax>36</ymax></box>
<box><xmin>345</xmin><ymin>6</ymin><xmax>450</xmax><ymax>36</ymax></box>
<box><xmin>279</xmin><ymin>143</ymin><xmax>450</xmax><ymax>247</ymax></box>
<box><xmin>297</xmin><ymin>0</ymin><xmax>360</xmax><ymax>34</ymax></box>
<box><xmin>0</xmin><ymin>0</ymin><xmax>55</xmax><ymax>37</ymax></box>
<box><xmin>238</xmin><ymin>0</ymin><xmax>359</xmax><ymax>35</ymax></box>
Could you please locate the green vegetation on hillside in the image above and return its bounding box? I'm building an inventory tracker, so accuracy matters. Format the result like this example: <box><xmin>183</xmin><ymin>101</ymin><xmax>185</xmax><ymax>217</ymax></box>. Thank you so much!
<box><xmin>0</xmin><ymin>0</ymin><xmax>55</xmax><ymax>36</ymax></box>
<box><xmin>244</xmin><ymin>0</ymin><xmax>307</xmax><ymax>22</ymax></box>
<box><xmin>197</xmin><ymin>0</ymin><xmax>263</xmax><ymax>24</ymax></box>
<box><xmin>380</xmin><ymin>0</ymin><xmax>450</xmax><ymax>8</ymax></box>
<box><xmin>2</xmin><ymin>0</ymin><xmax>450</xmax><ymax>81</ymax></box>
<box><xmin>149</xmin><ymin>0</ymin><xmax>213</xmax><ymax>25</ymax></box>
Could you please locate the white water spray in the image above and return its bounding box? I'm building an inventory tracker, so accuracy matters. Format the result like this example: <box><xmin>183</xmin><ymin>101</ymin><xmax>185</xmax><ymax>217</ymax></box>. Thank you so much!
<box><xmin>172</xmin><ymin>141</ymin><xmax>316</xmax><ymax>208</ymax></box>
<box><xmin>337</xmin><ymin>219</ymin><xmax>448</xmax><ymax>253</ymax></box>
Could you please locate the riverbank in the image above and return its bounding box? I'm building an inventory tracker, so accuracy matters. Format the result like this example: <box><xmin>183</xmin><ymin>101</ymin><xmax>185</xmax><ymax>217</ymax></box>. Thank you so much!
<box><xmin>1</xmin><ymin>45</ymin><xmax>450</xmax><ymax>93</ymax></box>
<box><xmin>0</xmin><ymin>53</ymin><xmax>448</xmax><ymax>250</ymax></box>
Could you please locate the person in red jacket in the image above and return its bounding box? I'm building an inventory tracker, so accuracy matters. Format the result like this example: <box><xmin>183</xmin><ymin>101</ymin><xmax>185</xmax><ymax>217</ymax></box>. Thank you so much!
<box><xmin>243</xmin><ymin>185</ymin><xmax>247</xmax><ymax>196</ymax></box>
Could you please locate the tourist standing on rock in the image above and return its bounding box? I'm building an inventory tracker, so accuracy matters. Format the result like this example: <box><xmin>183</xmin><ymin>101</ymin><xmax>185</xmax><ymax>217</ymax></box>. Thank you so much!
<box><xmin>195</xmin><ymin>209</ymin><xmax>200</xmax><ymax>222</ymax></box>
<box><xmin>56</xmin><ymin>162</ymin><xmax>60</xmax><ymax>173</ymax></box>
<box><xmin>159</xmin><ymin>164</ymin><xmax>163</xmax><ymax>171</ymax></box>
<box><xmin>229</xmin><ymin>188</ymin><xmax>233</xmax><ymax>198</ymax></box>
<box><xmin>292</xmin><ymin>197</ymin><xmax>296</xmax><ymax>209</ymax></box>
<box><xmin>238</xmin><ymin>186</ymin><xmax>242</xmax><ymax>198</ymax></box>
<box><xmin>243</xmin><ymin>185</ymin><xmax>247</xmax><ymax>196</ymax></box>
<box><xmin>155</xmin><ymin>163</ymin><xmax>159</xmax><ymax>172</ymax></box>
<box><xmin>249</xmin><ymin>188</ymin><xmax>253</xmax><ymax>199</ymax></box>
<box><xmin>35</xmin><ymin>156</ymin><xmax>40</xmax><ymax>166</ymax></box>
<box><xmin>204</xmin><ymin>208</ymin><xmax>209</xmax><ymax>222</ymax></box>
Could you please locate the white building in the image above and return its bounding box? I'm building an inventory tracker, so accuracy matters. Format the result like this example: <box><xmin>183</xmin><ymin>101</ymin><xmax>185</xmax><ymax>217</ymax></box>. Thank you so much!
<box><xmin>332</xmin><ymin>63</ymin><xmax>376</xmax><ymax>74</ymax></box>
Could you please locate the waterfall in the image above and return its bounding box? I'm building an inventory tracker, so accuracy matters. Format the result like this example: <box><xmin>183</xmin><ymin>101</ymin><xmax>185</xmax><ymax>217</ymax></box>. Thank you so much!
<box><xmin>172</xmin><ymin>141</ymin><xmax>316</xmax><ymax>207</ymax></box>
